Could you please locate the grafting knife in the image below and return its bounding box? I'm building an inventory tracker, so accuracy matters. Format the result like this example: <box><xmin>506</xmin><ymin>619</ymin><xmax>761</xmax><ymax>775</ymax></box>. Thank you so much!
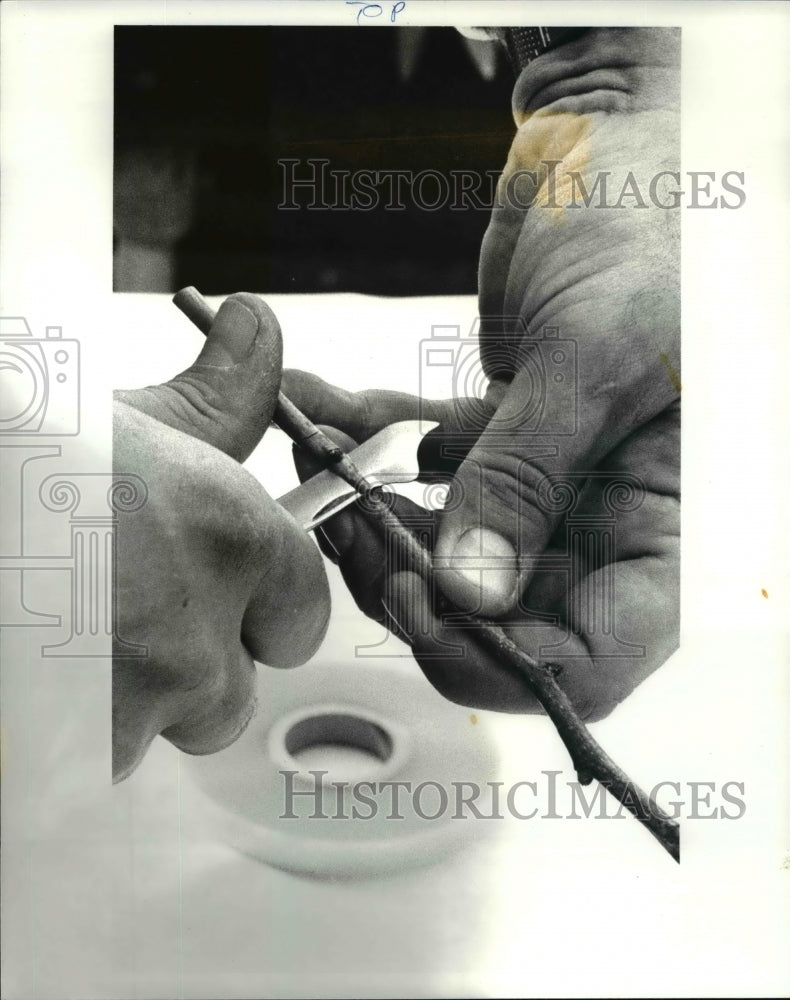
<box><xmin>277</xmin><ymin>419</ymin><xmax>487</xmax><ymax>533</ymax></box>
<box><xmin>277</xmin><ymin>420</ymin><xmax>437</xmax><ymax>532</ymax></box>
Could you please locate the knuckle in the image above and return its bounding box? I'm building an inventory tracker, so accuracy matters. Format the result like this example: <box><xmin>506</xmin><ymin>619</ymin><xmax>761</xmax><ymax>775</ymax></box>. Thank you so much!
<box><xmin>279</xmin><ymin>579</ymin><xmax>331</xmax><ymax>668</ymax></box>
<box><xmin>162</xmin><ymin>650</ymin><xmax>257</xmax><ymax>755</ymax></box>
<box><xmin>161</xmin><ymin>373</ymin><xmax>254</xmax><ymax>460</ymax></box>
<box><xmin>359</xmin><ymin>392</ymin><xmax>376</xmax><ymax>440</ymax></box>
<box><xmin>115</xmin><ymin>631</ymin><xmax>221</xmax><ymax>699</ymax></box>
<box><xmin>163</xmin><ymin>373</ymin><xmax>226</xmax><ymax>427</ymax></box>
<box><xmin>483</xmin><ymin>461</ymin><xmax>526</xmax><ymax>516</ymax></box>
<box><xmin>185</xmin><ymin>465</ymin><xmax>270</xmax><ymax>573</ymax></box>
<box><xmin>243</xmin><ymin>529</ymin><xmax>331</xmax><ymax>668</ymax></box>
<box><xmin>575</xmin><ymin>691</ymin><xmax>619</xmax><ymax>724</ymax></box>
<box><xmin>460</xmin><ymin>448</ymin><xmax>555</xmax><ymax>544</ymax></box>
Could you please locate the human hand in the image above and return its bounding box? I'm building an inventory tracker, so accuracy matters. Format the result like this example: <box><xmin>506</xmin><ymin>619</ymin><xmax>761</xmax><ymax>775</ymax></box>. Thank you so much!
<box><xmin>112</xmin><ymin>294</ymin><xmax>330</xmax><ymax>782</ymax></box>
<box><xmin>281</xmin><ymin>28</ymin><xmax>680</xmax><ymax>722</ymax></box>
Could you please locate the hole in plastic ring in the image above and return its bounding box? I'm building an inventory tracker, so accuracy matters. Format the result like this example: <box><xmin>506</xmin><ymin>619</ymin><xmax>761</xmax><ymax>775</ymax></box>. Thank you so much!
<box><xmin>284</xmin><ymin>713</ymin><xmax>394</xmax><ymax>771</ymax></box>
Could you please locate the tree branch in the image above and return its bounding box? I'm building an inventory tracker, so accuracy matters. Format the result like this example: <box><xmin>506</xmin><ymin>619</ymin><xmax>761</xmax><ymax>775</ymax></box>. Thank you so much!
<box><xmin>174</xmin><ymin>287</ymin><xmax>680</xmax><ymax>863</ymax></box>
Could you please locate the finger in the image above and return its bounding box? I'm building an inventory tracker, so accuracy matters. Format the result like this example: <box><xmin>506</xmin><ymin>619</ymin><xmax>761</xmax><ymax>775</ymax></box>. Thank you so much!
<box><xmin>516</xmin><ymin>549</ymin><xmax>678</xmax><ymax>722</ymax></box>
<box><xmin>159</xmin><ymin>645</ymin><xmax>259</xmax><ymax>756</ymax></box>
<box><xmin>241</xmin><ymin>525</ymin><xmax>331</xmax><ymax>669</ymax></box>
<box><xmin>382</xmin><ymin>571</ymin><xmax>542</xmax><ymax>713</ymax></box>
<box><xmin>430</xmin><ymin>354</ymin><xmax>577</xmax><ymax>619</ymax></box>
<box><xmin>282</xmin><ymin>369</ymin><xmax>465</xmax><ymax>442</ymax></box>
<box><xmin>228</xmin><ymin>468</ymin><xmax>331</xmax><ymax>668</ymax></box>
<box><xmin>512</xmin><ymin>552</ymin><xmax>678</xmax><ymax>722</ymax></box>
<box><xmin>115</xmin><ymin>292</ymin><xmax>282</xmax><ymax>462</ymax></box>
<box><xmin>383</xmin><ymin>547</ymin><xmax>676</xmax><ymax>724</ymax></box>
<box><xmin>112</xmin><ymin>640</ymin><xmax>258</xmax><ymax>778</ymax></box>
<box><xmin>554</xmin><ymin>402</ymin><xmax>680</xmax><ymax>703</ymax></box>
<box><xmin>503</xmin><ymin>405</ymin><xmax>679</xmax><ymax>718</ymax></box>
<box><xmin>112</xmin><ymin>663</ymin><xmax>171</xmax><ymax>782</ymax></box>
<box><xmin>282</xmin><ymin>368</ymin><xmax>518</xmax><ymax>484</ymax></box>
<box><xmin>333</xmin><ymin>491</ymin><xmax>439</xmax><ymax>624</ymax></box>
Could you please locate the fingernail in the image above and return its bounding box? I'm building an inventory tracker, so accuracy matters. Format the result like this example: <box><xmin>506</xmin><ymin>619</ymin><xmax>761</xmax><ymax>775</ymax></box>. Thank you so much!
<box><xmin>202</xmin><ymin>299</ymin><xmax>259</xmax><ymax>365</ymax></box>
<box><xmin>444</xmin><ymin>528</ymin><xmax>517</xmax><ymax>615</ymax></box>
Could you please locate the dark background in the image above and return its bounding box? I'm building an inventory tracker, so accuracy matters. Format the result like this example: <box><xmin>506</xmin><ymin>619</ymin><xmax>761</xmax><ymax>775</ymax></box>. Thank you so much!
<box><xmin>113</xmin><ymin>26</ymin><xmax>515</xmax><ymax>296</ymax></box>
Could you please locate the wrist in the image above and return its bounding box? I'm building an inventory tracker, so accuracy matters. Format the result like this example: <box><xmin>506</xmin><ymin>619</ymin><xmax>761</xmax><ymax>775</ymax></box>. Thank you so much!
<box><xmin>510</xmin><ymin>27</ymin><xmax>681</xmax><ymax>120</ymax></box>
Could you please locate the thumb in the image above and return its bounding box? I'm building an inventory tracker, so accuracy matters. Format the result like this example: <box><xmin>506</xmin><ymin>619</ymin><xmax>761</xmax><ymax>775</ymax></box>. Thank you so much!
<box><xmin>115</xmin><ymin>292</ymin><xmax>282</xmax><ymax>462</ymax></box>
<box><xmin>432</xmin><ymin>354</ymin><xmax>623</xmax><ymax>618</ymax></box>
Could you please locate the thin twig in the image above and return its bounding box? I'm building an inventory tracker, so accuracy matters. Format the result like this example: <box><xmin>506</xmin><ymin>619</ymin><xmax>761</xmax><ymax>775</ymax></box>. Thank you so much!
<box><xmin>172</xmin><ymin>287</ymin><xmax>345</xmax><ymax>458</ymax></box>
<box><xmin>174</xmin><ymin>287</ymin><xmax>680</xmax><ymax>862</ymax></box>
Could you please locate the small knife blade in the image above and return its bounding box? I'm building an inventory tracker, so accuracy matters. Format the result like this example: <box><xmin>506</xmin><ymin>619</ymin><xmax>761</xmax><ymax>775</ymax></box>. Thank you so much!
<box><xmin>278</xmin><ymin>420</ymin><xmax>438</xmax><ymax>532</ymax></box>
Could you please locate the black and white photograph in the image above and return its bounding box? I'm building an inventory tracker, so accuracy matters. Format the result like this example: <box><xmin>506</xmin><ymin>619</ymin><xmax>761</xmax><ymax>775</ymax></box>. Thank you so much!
<box><xmin>1</xmin><ymin>2</ymin><xmax>788</xmax><ymax>998</ymax></box>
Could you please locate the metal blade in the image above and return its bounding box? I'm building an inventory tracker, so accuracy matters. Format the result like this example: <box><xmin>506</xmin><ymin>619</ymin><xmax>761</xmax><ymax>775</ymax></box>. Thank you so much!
<box><xmin>278</xmin><ymin>420</ymin><xmax>438</xmax><ymax>532</ymax></box>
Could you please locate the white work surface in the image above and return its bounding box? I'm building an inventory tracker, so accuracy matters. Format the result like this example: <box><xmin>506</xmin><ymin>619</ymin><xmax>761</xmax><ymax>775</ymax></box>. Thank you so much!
<box><xmin>3</xmin><ymin>293</ymin><xmax>787</xmax><ymax>999</ymax></box>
